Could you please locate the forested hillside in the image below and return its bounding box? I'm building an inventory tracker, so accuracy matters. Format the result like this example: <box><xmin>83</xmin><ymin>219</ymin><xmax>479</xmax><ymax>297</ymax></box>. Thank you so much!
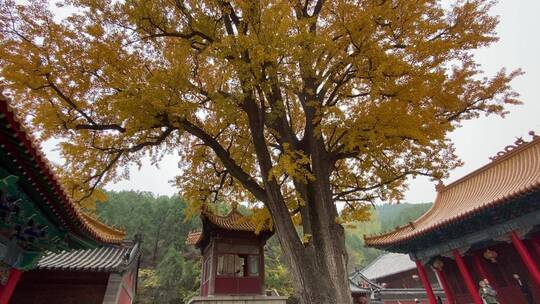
<box><xmin>345</xmin><ymin>202</ymin><xmax>432</xmax><ymax>270</ymax></box>
<box><xmin>96</xmin><ymin>191</ymin><xmax>431</xmax><ymax>303</ymax></box>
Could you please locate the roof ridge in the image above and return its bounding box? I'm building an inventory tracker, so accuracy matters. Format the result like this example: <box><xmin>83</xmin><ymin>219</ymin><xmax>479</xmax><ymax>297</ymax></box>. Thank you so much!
<box><xmin>441</xmin><ymin>133</ymin><xmax>540</xmax><ymax>192</ymax></box>
<box><xmin>365</xmin><ymin>133</ymin><xmax>540</xmax><ymax>248</ymax></box>
<box><xmin>400</xmin><ymin>134</ymin><xmax>540</xmax><ymax>234</ymax></box>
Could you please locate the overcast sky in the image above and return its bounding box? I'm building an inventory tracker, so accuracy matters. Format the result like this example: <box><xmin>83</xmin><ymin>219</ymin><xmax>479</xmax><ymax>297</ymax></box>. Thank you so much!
<box><xmin>43</xmin><ymin>1</ymin><xmax>540</xmax><ymax>204</ymax></box>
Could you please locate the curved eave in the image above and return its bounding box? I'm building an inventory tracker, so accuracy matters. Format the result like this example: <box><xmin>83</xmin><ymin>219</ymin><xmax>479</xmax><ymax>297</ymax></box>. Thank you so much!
<box><xmin>186</xmin><ymin>209</ymin><xmax>273</xmax><ymax>250</ymax></box>
<box><xmin>0</xmin><ymin>95</ymin><xmax>124</xmax><ymax>245</ymax></box>
<box><xmin>365</xmin><ymin>134</ymin><xmax>540</xmax><ymax>250</ymax></box>
<box><xmin>201</xmin><ymin>209</ymin><xmax>272</xmax><ymax>233</ymax></box>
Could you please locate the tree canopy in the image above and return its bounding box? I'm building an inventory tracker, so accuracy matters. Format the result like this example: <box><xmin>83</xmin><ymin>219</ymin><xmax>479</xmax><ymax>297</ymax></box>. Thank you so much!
<box><xmin>0</xmin><ymin>0</ymin><xmax>519</xmax><ymax>214</ymax></box>
<box><xmin>0</xmin><ymin>1</ymin><xmax>521</xmax><ymax>302</ymax></box>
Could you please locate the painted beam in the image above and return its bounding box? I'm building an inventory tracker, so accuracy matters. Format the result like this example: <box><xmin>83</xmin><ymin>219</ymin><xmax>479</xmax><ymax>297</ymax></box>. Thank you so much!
<box><xmin>415</xmin><ymin>209</ymin><xmax>540</xmax><ymax>260</ymax></box>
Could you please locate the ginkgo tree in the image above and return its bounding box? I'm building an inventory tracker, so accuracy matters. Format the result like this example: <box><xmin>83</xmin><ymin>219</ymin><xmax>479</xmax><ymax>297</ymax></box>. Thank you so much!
<box><xmin>0</xmin><ymin>0</ymin><xmax>520</xmax><ymax>303</ymax></box>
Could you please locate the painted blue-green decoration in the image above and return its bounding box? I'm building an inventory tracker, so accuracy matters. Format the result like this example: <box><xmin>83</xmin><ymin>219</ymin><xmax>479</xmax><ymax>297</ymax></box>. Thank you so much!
<box><xmin>0</xmin><ymin>174</ymin><xmax>71</xmax><ymax>269</ymax></box>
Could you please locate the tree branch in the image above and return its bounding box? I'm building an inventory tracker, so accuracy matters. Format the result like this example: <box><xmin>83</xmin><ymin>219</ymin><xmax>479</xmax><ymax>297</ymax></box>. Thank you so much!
<box><xmin>178</xmin><ymin>119</ymin><xmax>268</xmax><ymax>203</ymax></box>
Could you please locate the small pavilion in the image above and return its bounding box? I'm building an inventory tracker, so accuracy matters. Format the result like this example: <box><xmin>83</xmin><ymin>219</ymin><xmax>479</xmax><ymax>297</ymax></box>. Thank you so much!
<box><xmin>365</xmin><ymin>132</ymin><xmax>540</xmax><ymax>304</ymax></box>
<box><xmin>186</xmin><ymin>205</ymin><xmax>287</xmax><ymax>304</ymax></box>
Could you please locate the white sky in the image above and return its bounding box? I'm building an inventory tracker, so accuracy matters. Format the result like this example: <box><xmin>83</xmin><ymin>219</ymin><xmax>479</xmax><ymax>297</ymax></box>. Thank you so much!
<box><xmin>43</xmin><ymin>1</ymin><xmax>540</xmax><ymax>203</ymax></box>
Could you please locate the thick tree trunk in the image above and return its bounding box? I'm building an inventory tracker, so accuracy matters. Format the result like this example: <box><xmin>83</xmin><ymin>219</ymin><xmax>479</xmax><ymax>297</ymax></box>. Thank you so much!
<box><xmin>242</xmin><ymin>96</ymin><xmax>352</xmax><ymax>304</ymax></box>
<box><xmin>267</xmin><ymin>145</ymin><xmax>353</xmax><ymax>304</ymax></box>
<box><xmin>272</xmin><ymin>201</ymin><xmax>352</xmax><ymax>304</ymax></box>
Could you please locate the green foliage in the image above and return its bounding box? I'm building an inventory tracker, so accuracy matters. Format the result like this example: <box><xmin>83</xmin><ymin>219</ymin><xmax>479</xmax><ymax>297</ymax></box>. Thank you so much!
<box><xmin>345</xmin><ymin>202</ymin><xmax>432</xmax><ymax>269</ymax></box>
<box><xmin>345</xmin><ymin>215</ymin><xmax>383</xmax><ymax>270</ymax></box>
<box><xmin>97</xmin><ymin>191</ymin><xmax>200</xmax><ymax>304</ymax></box>
<box><xmin>265</xmin><ymin>237</ymin><xmax>294</xmax><ymax>297</ymax></box>
<box><xmin>156</xmin><ymin>247</ymin><xmax>201</xmax><ymax>303</ymax></box>
<box><xmin>97</xmin><ymin>191</ymin><xmax>430</xmax><ymax>301</ymax></box>
<box><xmin>377</xmin><ymin>203</ymin><xmax>432</xmax><ymax>231</ymax></box>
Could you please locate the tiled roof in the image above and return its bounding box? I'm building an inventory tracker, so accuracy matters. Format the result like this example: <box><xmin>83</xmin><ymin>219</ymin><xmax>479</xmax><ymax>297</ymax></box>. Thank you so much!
<box><xmin>349</xmin><ymin>282</ymin><xmax>370</xmax><ymax>294</ymax></box>
<box><xmin>365</xmin><ymin>134</ymin><xmax>540</xmax><ymax>248</ymax></box>
<box><xmin>359</xmin><ymin>253</ymin><xmax>415</xmax><ymax>280</ymax></box>
<box><xmin>186</xmin><ymin>231</ymin><xmax>202</xmax><ymax>245</ymax></box>
<box><xmin>37</xmin><ymin>242</ymin><xmax>140</xmax><ymax>272</ymax></box>
<box><xmin>0</xmin><ymin>93</ymin><xmax>125</xmax><ymax>244</ymax></box>
<box><xmin>349</xmin><ymin>269</ymin><xmax>383</xmax><ymax>291</ymax></box>
<box><xmin>186</xmin><ymin>207</ymin><xmax>272</xmax><ymax>246</ymax></box>
<box><xmin>202</xmin><ymin>208</ymin><xmax>269</xmax><ymax>232</ymax></box>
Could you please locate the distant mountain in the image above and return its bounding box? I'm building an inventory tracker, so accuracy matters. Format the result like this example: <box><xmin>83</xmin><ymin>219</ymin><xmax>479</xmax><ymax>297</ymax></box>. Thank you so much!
<box><xmin>345</xmin><ymin>202</ymin><xmax>432</xmax><ymax>270</ymax></box>
<box><xmin>377</xmin><ymin>202</ymin><xmax>432</xmax><ymax>232</ymax></box>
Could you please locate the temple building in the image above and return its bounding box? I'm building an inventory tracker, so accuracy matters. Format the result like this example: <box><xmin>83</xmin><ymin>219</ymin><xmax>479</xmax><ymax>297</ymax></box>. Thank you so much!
<box><xmin>0</xmin><ymin>94</ymin><xmax>138</xmax><ymax>304</ymax></box>
<box><xmin>350</xmin><ymin>253</ymin><xmax>445</xmax><ymax>304</ymax></box>
<box><xmin>11</xmin><ymin>242</ymin><xmax>140</xmax><ymax>304</ymax></box>
<box><xmin>360</xmin><ymin>253</ymin><xmax>437</xmax><ymax>289</ymax></box>
<box><xmin>365</xmin><ymin>132</ymin><xmax>540</xmax><ymax>304</ymax></box>
<box><xmin>186</xmin><ymin>205</ymin><xmax>287</xmax><ymax>304</ymax></box>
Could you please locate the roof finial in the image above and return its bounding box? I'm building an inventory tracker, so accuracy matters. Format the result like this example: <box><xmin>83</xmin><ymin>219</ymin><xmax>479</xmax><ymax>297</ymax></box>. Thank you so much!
<box><xmin>435</xmin><ymin>180</ymin><xmax>445</xmax><ymax>192</ymax></box>
<box><xmin>489</xmin><ymin>131</ymin><xmax>538</xmax><ymax>162</ymax></box>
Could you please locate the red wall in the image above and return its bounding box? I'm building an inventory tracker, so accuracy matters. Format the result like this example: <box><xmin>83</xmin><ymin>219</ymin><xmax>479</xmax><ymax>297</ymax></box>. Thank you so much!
<box><xmin>201</xmin><ymin>232</ymin><xmax>265</xmax><ymax>296</ymax></box>
<box><xmin>11</xmin><ymin>270</ymin><xmax>109</xmax><ymax>304</ymax></box>
<box><xmin>118</xmin><ymin>270</ymin><xmax>136</xmax><ymax>304</ymax></box>
<box><xmin>214</xmin><ymin>277</ymin><xmax>261</xmax><ymax>295</ymax></box>
<box><xmin>442</xmin><ymin>241</ymin><xmax>540</xmax><ymax>304</ymax></box>
<box><xmin>118</xmin><ymin>287</ymin><xmax>131</xmax><ymax>304</ymax></box>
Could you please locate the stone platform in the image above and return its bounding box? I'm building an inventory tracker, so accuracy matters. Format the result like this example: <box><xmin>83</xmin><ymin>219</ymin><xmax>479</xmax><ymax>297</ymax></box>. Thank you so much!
<box><xmin>187</xmin><ymin>295</ymin><xmax>288</xmax><ymax>304</ymax></box>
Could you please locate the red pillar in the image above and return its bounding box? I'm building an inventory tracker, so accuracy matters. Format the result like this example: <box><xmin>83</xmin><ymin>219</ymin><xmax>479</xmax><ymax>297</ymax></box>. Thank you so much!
<box><xmin>0</xmin><ymin>268</ymin><xmax>22</xmax><ymax>304</ymax></box>
<box><xmin>511</xmin><ymin>231</ymin><xmax>540</xmax><ymax>288</ymax></box>
<box><xmin>434</xmin><ymin>268</ymin><xmax>456</xmax><ymax>304</ymax></box>
<box><xmin>529</xmin><ymin>237</ymin><xmax>540</xmax><ymax>261</ymax></box>
<box><xmin>471</xmin><ymin>253</ymin><xmax>497</xmax><ymax>289</ymax></box>
<box><xmin>452</xmin><ymin>249</ymin><xmax>483</xmax><ymax>304</ymax></box>
<box><xmin>415</xmin><ymin>260</ymin><xmax>437</xmax><ymax>304</ymax></box>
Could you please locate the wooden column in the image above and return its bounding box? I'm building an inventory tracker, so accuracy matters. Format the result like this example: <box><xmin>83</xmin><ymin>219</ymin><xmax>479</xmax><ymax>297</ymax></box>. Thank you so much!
<box><xmin>452</xmin><ymin>250</ymin><xmax>483</xmax><ymax>304</ymax></box>
<box><xmin>415</xmin><ymin>260</ymin><xmax>437</xmax><ymax>304</ymax></box>
<box><xmin>434</xmin><ymin>268</ymin><xmax>456</xmax><ymax>304</ymax></box>
<box><xmin>511</xmin><ymin>231</ymin><xmax>540</xmax><ymax>288</ymax></box>
<box><xmin>0</xmin><ymin>268</ymin><xmax>22</xmax><ymax>304</ymax></box>
<box><xmin>259</xmin><ymin>241</ymin><xmax>265</xmax><ymax>295</ymax></box>
<box><xmin>471</xmin><ymin>253</ymin><xmax>497</xmax><ymax>289</ymax></box>
<box><xmin>529</xmin><ymin>237</ymin><xmax>540</xmax><ymax>261</ymax></box>
<box><xmin>208</xmin><ymin>240</ymin><xmax>217</xmax><ymax>296</ymax></box>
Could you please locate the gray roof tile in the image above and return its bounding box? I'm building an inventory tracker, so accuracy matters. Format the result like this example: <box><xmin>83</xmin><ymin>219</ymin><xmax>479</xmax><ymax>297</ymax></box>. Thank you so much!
<box><xmin>37</xmin><ymin>242</ymin><xmax>140</xmax><ymax>273</ymax></box>
<box><xmin>360</xmin><ymin>253</ymin><xmax>415</xmax><ymax>280</ymax></box>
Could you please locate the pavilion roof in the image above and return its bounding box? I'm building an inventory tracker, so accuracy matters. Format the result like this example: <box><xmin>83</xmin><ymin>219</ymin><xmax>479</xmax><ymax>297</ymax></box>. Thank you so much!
<box><xmin>37</xmin><ymin>241</ymin><xmax>140</xmax><ymax>273</ymax></box>
<box><xmin>202</xmin><ymin>208</ymin><xmax>268</xmax><ymax>232</ymax></box>
<box><xmin>349</xmin><ymin>269</ymin><xmax>383</xmax><ymax>290</ymax></box>
<box><xmin>186</xmin><ymin>231</ymin><xmax>202</xmax><ymax>245</ymax></box>
<box><xmin>0</xmin><ymin>93</ymin><xmax>125</xmax><ymax>245</ymax></box>
<box><xmin>365</xmin><ymin>133</ymin><xmax>540</xmax><ymax>249</ymax></box>
<box><xmin>186</xmin><ymin>207</ymin><xmax>272</xmax><ymax>246</ymax></box>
